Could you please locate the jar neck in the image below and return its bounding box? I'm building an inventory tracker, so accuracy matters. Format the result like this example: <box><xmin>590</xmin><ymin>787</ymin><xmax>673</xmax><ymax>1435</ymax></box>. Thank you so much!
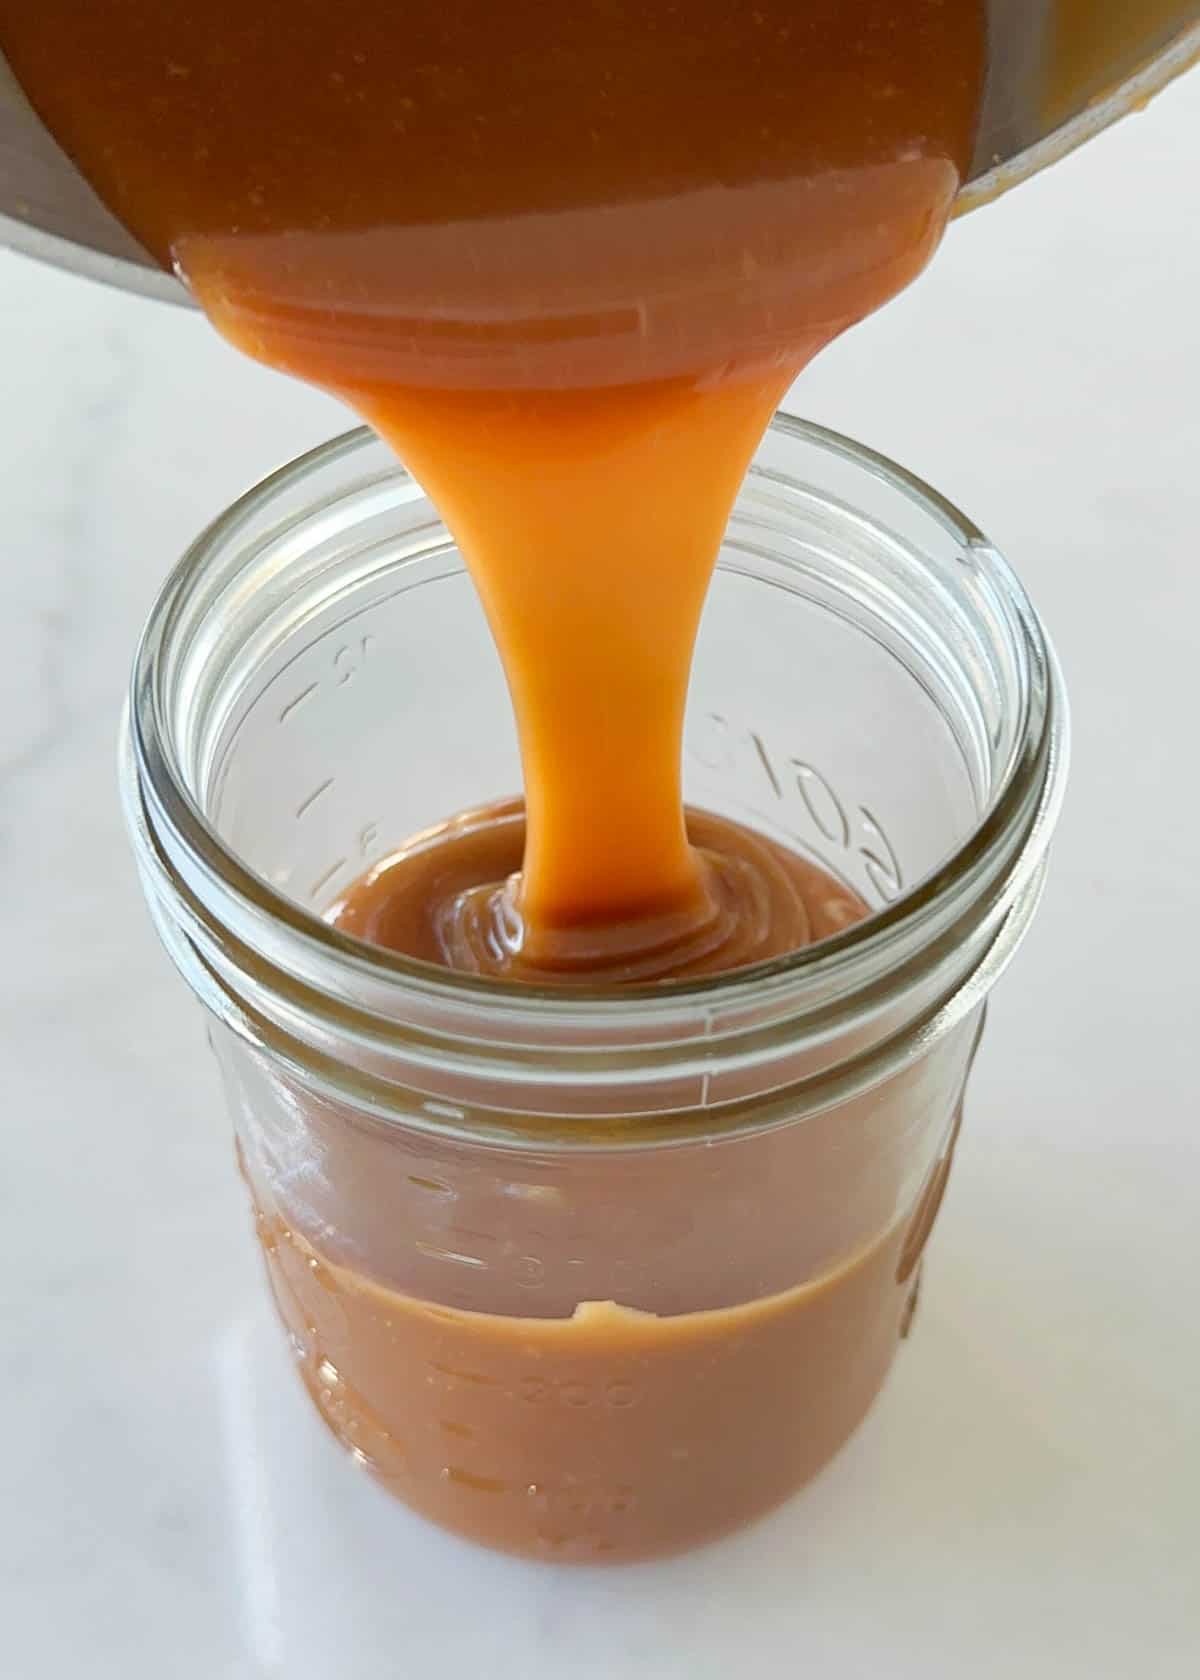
<box><xmin>123</xmin><ymin>418</ymin><xmax>1068</xmax><ymax>1139</ymax></box>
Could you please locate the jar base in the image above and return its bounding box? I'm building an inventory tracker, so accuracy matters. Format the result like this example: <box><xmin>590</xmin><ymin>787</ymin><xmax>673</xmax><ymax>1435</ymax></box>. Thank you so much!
<box><xmin>254</xmin><ymin>1208</ymin><xmax>919</xmax><ymax>1567</ymax></box>
<box><xmin>305</xmin><ymin>1348</ymin><xmax>907</xmax><ymax>1565</ymax></box>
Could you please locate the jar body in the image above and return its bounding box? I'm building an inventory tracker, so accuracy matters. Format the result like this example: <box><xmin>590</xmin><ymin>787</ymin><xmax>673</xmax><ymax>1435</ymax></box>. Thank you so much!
<box><xmin>124</xmin><ymin>418</ymin><xmax>1066</xmax><ymax>1561</ymax></box>
<box><xmin>219</xmin><ymin>1006</ymin><xmax>980</xmax><ymax>1559</ymax></box>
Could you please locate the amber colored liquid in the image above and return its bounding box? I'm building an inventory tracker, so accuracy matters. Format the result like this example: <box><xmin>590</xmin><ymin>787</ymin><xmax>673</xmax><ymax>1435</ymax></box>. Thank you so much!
<box><xmin>3</xmin><ymin>0</ymin><xmax>985</xmax><ymax>957</ymax></box>
<box><xmin>331</xmin><ymin>801</ymin><xmax>867</xmax><ymax>981</ymax></box>
<box><xmin>257</xmin><ymin>1202</ymin><xmax>919</xmax><ymax>1562</ymax></box>
<box><xmin>303</xmin><ymin>821</ymin><xmax>920</xmax><ymax>1563</ymax></box>
<box><xmin>2</xmin><ymin>0</ymin><xmax>985</xmax><ymax>1555</ymax></box>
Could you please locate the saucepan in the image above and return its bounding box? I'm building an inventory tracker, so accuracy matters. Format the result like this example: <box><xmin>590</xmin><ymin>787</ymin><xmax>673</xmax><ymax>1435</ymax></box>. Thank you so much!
<box><xmin>1</xmin><ymin>2</ymin><xmax>1198</xmax><ymax>303</ymax></box>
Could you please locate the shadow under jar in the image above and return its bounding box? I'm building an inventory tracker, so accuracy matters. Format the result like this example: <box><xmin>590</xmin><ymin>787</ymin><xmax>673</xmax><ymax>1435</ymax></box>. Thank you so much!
<box><xmin>121</xmin><ymin>416</ymin><xmax>1067</xmax><ymax>1563</ymax></box>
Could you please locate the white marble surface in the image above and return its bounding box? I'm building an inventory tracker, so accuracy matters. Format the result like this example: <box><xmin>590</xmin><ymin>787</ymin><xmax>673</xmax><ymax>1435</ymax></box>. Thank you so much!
<box><xmin>2</xmin><ymin>77</ymin><xmax>1199</xmax><ymax>1680</ymax></box>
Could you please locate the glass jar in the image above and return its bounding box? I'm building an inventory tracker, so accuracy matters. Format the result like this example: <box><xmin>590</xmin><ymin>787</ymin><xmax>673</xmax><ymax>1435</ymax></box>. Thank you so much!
<box><xmin>120</xmin><ymin>415</ymin><xmax>1067</xmax><ymax>1563</ymax></box>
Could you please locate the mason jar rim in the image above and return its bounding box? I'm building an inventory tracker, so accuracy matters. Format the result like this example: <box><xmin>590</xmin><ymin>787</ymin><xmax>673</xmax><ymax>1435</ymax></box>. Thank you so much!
<box><xmin>122</xmin><ymin>413</ymin><xmax>1068</xmax><ymax>1133</ymax></box>
<box><xmin>127</xmin><ymin>413</ymin><xmax>1066</xmax><ymax>1015</ymax></box>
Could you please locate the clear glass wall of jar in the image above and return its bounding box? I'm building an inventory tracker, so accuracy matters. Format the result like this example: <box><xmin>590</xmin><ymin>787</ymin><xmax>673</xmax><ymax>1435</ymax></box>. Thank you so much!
<box><xmin>120</xmin><ymin>416</ymin><xmax>1068</xmax><ymax>1562</ymax></box>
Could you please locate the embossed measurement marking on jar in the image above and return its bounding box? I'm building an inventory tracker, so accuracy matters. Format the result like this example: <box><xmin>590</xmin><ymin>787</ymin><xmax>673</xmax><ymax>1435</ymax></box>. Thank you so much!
<box><xmin>309</xmin><ymin>857</ymin><xmax>347</xmax><ymax>900</ymax></box>
<box><xmin>407</xmin><ymin>1174</ymin><xmax>456</xmax><ymax>1198</ymax></box>
<box><xmin>277</xmin><ymin>681</ymin><xmax>319</xmax><ymax>724</ymax></box>
<box><xmin>306</xmin><ymin>821</ymin><xmax>385</xmax><ymax>902</ymax></box>
<box><xmin>688</xmin><ymin>710</ymin><xmax>904</xmax><ymax>902</ymax></box>
<box><xmin>441</xmin><ymin>1467</ymin><xmax>510</xmax><ymax>1494</ymax></box>
<box><xmin>294</xmin><ymin>776</ymin><xmax>334</xmax><ymax>819</ymax></box>
<box><xmin>427</xmin><ymin>1361</ymin><xmax>498</xmax><ymax>1387</ymax></box>
<box><xmin>527</xmin><ymin>1480</ymin><xmax>638</xmax><ymax>1517</ymax></box>
<box><xmin>518</xmin><ymin>1377</ymin><xmax>641</xmax><ymax>1409</ymax></box>
<box><xmin>277</xmin><ymin>635</ymin><xmax>376</xmax><ymax>724</ymax></box>
<box><xmin>414</xmin><ymin>1241</ymin><xmax>490</xmax><ymax>1271</ymax></box>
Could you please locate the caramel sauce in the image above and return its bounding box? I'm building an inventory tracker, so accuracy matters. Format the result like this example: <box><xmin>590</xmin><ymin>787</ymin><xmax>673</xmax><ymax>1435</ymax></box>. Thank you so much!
<box><xmin>332</xmin><ymin>801</ymin><xmax>866</xmax><ymax>982</ymax></box>
<box><xmin>3</xmin><ymin>0</ymin><xmax>984</xmax><ymax>965</ymax></box>
<box><xmin>258</xmin><ymin>1204</ymin><xmax>916</xmax><ymax>1562</ymax></box>
<box><xmin>1</xmin><ymin>0</ymin><xmax>996</xmax><ymax>1557</ymax></box>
